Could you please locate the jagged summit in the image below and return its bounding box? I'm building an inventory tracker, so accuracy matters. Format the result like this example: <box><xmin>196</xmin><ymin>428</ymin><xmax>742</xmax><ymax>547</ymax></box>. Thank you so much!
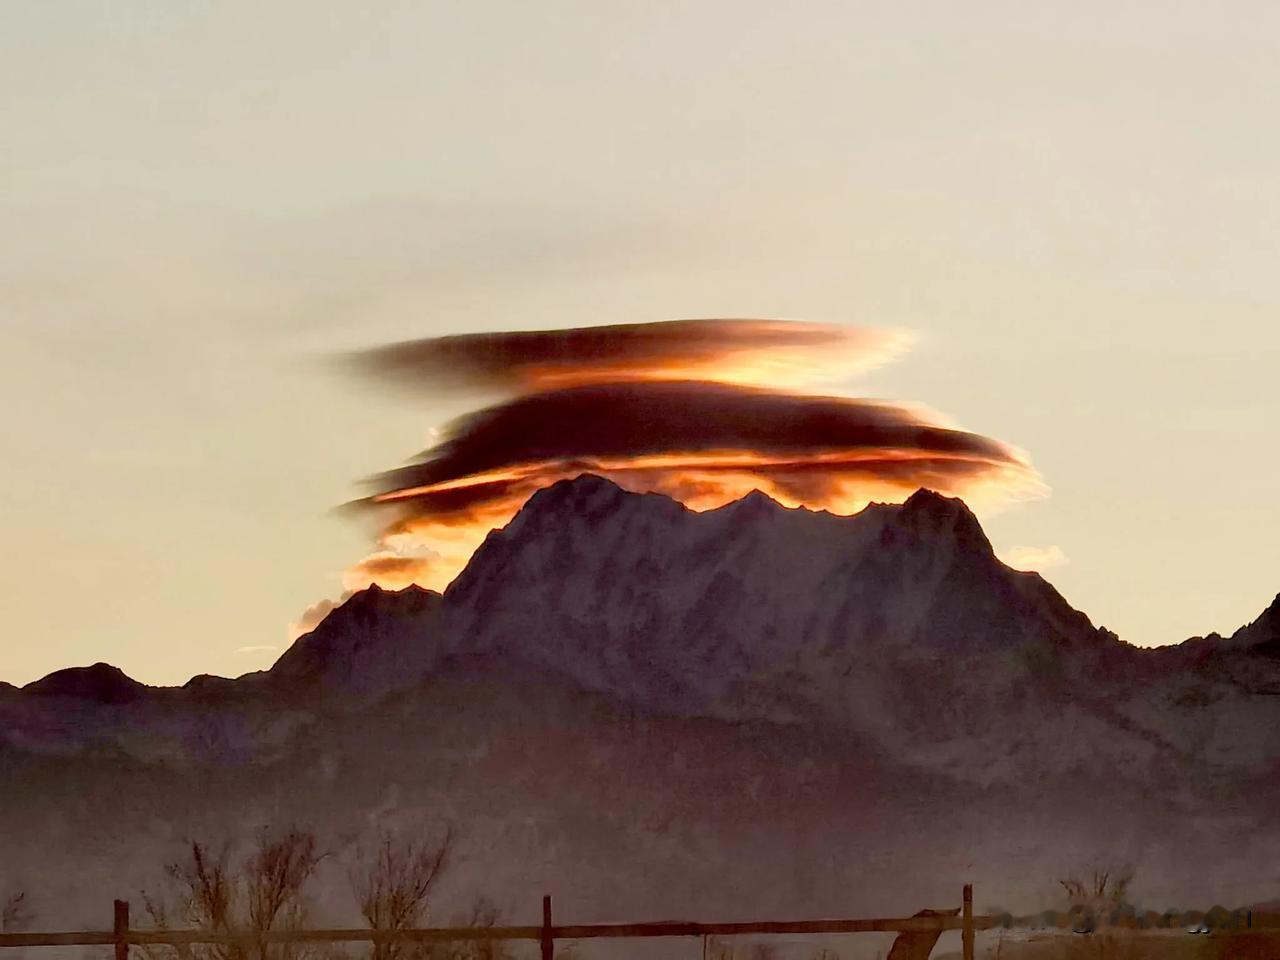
<box><xmin>524</xmin><ymin>472</ymin><xmax>633</xmax><ymax>509</ymax></box>
<box><xmin>515</xmin><ymin>472</ymin><xmax>689</xmax><ymax>524</ymax></box>
<box><xmin>269</xmin><ymin>583</ymin><xmax>442</xmax><ymax>687</ymax></box>
<box><xmin>903</xmin><ymin>486</ymin><xmax>959</xmax><ymax>508</ymax></box>
<box><xmin>1172</xmin><ymin>593</ymin><xmax>1280</xmax><ymax>658</ymax></box>
<box><xmin>899</xmin><ymin>487</ymin><xmax>992</xmax><ymax>550</ymax></box>
<box><xmin>706</xmin><ymin>488</ymin><xmax>789</xmax><ymax>526</ymax></box>
<box><xmin>514</xmin><ymin>474</ymin><xmax>984</xmax><ymax>537</ymax></box>
<box><xmin>900</xmin><ymin>486</ymin><xmax>978</xmax><ymax>521</ymax></box>
<box><xmin>1229</xmin><ymin>592</ymin><xmax>1280</xmax><ymax>655</ymax></box>
<box><xmin>339</xmin><ymin>581</ymin><xmax>438</xmax><ymax>611</ymax></box>
<box><xmin>287</xmin><ymin>477</ymin><xmax>1083</xmax><ymax>701</ymax></box>
<box><xmin>24</xmin><ymin>662</ymin><xmax>148</xmax><ymax>704</ymax></box>
<box><xmin>736</xmin><ymin>487</ymin><xmax>780</xmax><ymax>508</ymax></box>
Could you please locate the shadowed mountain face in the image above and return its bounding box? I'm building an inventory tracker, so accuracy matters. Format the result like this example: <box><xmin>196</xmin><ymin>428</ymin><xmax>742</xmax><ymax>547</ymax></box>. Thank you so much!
<box><xmin>1224</xmin><ymin>594</ymin><xmax>1280</xmax><ymax>656</ymax></box>
<box><xmin>271</xmin><ymin>581</ymin><xmax>443</xmax><ymax>687</ymax></box>
<box><xmin>283</xmin><ymin>479</ymin><xmax>1107</xmax><ymax>709</ymax></box>
<box><xmin>4</xmin><ymin>475</ymin><xmax>1280</xmax><ymax>927</ymax></box>
<box><xmin>22</xmin><ymin>662</ymin><xmax>147</xmax><ymax>705</ymax></box>
<box><xmin>266</xmin><ymin>476</ymin><xmax>1280</xmax><ymax>778</ymax></box>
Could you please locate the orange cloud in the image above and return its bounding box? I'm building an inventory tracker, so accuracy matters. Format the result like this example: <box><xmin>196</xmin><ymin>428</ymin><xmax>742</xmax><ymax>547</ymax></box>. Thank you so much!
<box><xmin>342</xmin><ymin>552</ymin><xmax>442</xmax><ymax>592</ymax></box>
<box><xmin>343</xmin><ymin>318</ymin><xmax>912</xmax><ymax>393</ymax></box>
<box><xmin>288</xmin><ymin>596</ymin><xmax>345</xmax><ymax>640</ymax></box>
<box><xmin>314</xmin><ymin>319</ymin><xmax>1045</xmax><ymax>602</ymax></box>
<box><xmin>366</xmin><ymin>381</ymin><xmax>1039</xmax><ymax>507</ymax></box>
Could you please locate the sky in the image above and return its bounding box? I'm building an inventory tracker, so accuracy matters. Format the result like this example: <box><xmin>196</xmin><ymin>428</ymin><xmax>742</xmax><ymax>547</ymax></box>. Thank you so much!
<box><xmin>3</xmin><ymin>1</ymin><xmax>1279</xmax><ymax>686</ymax></box>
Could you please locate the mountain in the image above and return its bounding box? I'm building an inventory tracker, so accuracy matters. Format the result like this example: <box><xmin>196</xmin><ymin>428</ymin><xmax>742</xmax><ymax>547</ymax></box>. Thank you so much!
<box><xmin>9</xmin><ymin>472</ymin><xmax>1280</xmax><ymax>784</ymax></box>
<box><xmin>4</xmin><ymin>475</ymin><xmax>1280</xmax><ymax>929</ymax></box>
<box><xmin>1227</xmin><ymin>593</ymin><xmax>1280</xmax><ymax>655</ymax></box>
<box><xmin>23</xmin><ymin>662</ymin><xmax>148</xmax><ymax>704</ymax></box>
<box><xmin>281</xmin><ymin>478</ymin><xmax>1108</xmax><ymax>706</ymax></box>
<box><xmin>270</xmin><ymin>476</ymin><xmax>1273</xmax><ymax>779</ymax></box>
<box><xmin>271</xmin><ymin>582</ymin><xmax>442</xmax><ymax>688</ymax></box>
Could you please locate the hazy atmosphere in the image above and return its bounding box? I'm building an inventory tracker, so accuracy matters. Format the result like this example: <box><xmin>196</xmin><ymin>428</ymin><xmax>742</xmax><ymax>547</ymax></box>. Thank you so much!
<box><xmin>4</xmin><ymin>1</ymin><xmax>1280</xmax><ymax>686</ymax></box>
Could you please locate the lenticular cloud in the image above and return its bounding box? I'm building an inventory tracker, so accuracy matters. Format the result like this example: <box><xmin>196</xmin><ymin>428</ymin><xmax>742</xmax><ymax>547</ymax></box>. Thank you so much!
<box><xmin>333</xmin><ymin>318</ymin><xmax>1042</xmax><ymax>597</ymax></box>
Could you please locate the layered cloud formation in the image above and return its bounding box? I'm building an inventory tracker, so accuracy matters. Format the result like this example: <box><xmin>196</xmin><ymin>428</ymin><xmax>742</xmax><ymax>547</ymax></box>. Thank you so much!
<box><xmin>336</xmin><ymin>318</ymin><xmax>1042</xmax><ymax>596</ymax></box>
<box><xmin>344</xmin><ymin>318</ymin><xmax>912</xmax><ymax>392</ymax></box>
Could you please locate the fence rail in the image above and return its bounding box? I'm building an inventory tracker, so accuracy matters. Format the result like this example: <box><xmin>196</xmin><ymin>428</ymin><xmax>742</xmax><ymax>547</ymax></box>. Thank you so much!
<box><xmin>0</xmin><ymin>886</ymin><xmax>990</xmax><ymax>960</ymax></box>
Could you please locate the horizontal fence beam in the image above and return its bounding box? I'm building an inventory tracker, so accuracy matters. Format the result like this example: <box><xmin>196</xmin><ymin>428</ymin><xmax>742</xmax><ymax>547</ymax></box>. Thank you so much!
<box><xmin>552</xmin><ymin>917</ymin><xmax>998</xmax><ymax>938</ymax></box>
<box><xmin>0</xmin><ymin>915</ymin><xmax>997</xmax><ymax>949</ymax></box>
<box><xmin>0</xmin><ymin>933</ymin><xmax>121</xmax><ymax>948</ymax></box>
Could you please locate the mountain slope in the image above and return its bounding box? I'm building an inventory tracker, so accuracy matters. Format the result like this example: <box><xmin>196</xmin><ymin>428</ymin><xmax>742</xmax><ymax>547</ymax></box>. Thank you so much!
<box><xmin>5</xmin><ymin>476</ymin><xmax>1280</xmax><ymax>929</ymax></box>
<box><xmin>8</xmin><ymin>474</ymin><xmax>1280</xmax><ymax>777</ymax></box>
<box><xmin>421</xmin><ymin>477</ymin><xmax>1121</xmax><ymax>766</ymax></box>
<box><xmin>271</xmin><ymin>583</ymin><xmax>443</xmax><ymax>690</ymax></box>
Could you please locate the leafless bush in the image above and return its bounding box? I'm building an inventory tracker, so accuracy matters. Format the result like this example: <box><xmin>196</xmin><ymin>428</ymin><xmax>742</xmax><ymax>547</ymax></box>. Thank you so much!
<box><xmin>1058</xmin><ymin>866</ymin><xmax>1133</xmax><ymax>907</ymax></box>
<box><xmin>142</xmin><ymin>827</ymin><xmax>323</xmax><ymax>960</ymax></box>
<box><xmin>245</xmin><ymin>828</ymin><xmax>322</xmax><ymax>941</ymax></box>
<box><xmin>348</xmin><ymin>827</ymin><xmax>452</xmax><ymax>960</ymax></box>
<box><xmin>1057</xmin><ymin>864</ymin><xmax>1136</xmax><ymax>930</ymax></box>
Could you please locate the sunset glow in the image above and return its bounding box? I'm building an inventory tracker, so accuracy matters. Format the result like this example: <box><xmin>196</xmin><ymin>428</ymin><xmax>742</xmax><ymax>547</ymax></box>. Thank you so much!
<box><xmin>347</xmin><ymin>319</ymin><xmax>914</xmax><ymax>394</ymax></box>
<box><xmin>337</xmin><ymin>319</ymin><xmax>1043</xmax><ymax>599</ymax></box>
<box><xmin>7</xmin><ymin>0</ymin><xmax>1279</xmax><ymax>685</ymax></box>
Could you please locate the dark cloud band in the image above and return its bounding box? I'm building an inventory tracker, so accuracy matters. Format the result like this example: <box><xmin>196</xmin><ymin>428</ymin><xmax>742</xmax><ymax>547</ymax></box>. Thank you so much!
<box><xmin>344</xmin><ymin>318</ymin><xmax>906</xmax><ymax>392</ymax></box>
<box><xmin>369</xmin><ymin>380</ymin><xmax>1022</xmax><ymax>503</ymax></box>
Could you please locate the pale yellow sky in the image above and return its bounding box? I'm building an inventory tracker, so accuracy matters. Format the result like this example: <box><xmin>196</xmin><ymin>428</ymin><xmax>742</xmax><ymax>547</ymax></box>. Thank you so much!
<box><xmin>3</xmin><ymin>2</ymin><xmax>1278</xmax><ymax>685</ymax></box>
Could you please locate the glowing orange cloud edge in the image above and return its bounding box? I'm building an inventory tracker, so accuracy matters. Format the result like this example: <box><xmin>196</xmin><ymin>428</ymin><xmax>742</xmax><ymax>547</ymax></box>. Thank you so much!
<box><xmin>304</xmin><ymin>319</ymin><xmax>1045</xmax><ymax>633</ymax></box>
<box><xmin>347</xmin><ymin>452</ymin><xmax>1043</xmax><ymax>596</ymax></box>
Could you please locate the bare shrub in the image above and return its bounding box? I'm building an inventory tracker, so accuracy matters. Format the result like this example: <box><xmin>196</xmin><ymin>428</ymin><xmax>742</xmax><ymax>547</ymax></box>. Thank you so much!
<box><xmin>245</xmin><ymin>828</ymin><xmax>322</xmax><ymax>940</ymax></box>
<box><xmin>1058</xmin><ymin>866</ymin><xmax>1133</xmax><ymax>907</ymax></box>
<box><xmin>348</xmin><ymin>826</ymin><xmax>452</xmax><ymax>960</ymax></box>
<box><xmin>1057</xmin><ymin>864</ymin><xmax>1136</xmax><ymax>931</ymax></box>
<box><xmin>142</xmin><ymin>826</ymin><xmax>323</xmax><ymax>960</ymax></box>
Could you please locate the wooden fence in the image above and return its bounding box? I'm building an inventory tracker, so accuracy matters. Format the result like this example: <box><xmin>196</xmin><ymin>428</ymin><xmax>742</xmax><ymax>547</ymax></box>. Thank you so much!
<box><xmin>0</xmin><ymin>885</ymin><xmax>990</xmax><ymax>960</ymax></box>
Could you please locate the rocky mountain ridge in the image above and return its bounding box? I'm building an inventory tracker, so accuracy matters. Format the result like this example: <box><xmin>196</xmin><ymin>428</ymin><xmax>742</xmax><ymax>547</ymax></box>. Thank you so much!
<box><xmin>5</xmin><ymin>475</ymin><xmax>1280</xmax><ymax>780</ymax></box>
<box><xmin>5</xmin><ymin>475</ymin><xmax>1280</xmax><ymax>928</ymax></box>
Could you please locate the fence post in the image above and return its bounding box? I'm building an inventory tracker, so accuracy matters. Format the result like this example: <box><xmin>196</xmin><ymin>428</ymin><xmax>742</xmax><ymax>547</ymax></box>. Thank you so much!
<box><xmin>962</xmin><ymin>884</ymin><xmax>974</xmax><ymax>960</ymax></box>
<box><xmin>113</xmin><ymin>900</ymin><xmax>130</xmax><ymax>960</ymax></box>
<box><xmin>541</xmin><ymin>895</ymin><xmax>554</xmax><ymax>960</ymax></box>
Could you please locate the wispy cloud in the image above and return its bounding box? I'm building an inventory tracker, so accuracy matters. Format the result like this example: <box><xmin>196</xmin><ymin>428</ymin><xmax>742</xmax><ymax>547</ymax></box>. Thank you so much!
<box><xmin>344</xmin><ymin>318</ymin><xmax>912</xmax><ymax>394</ymax></box>
<box><xmin>1000</xmin><ymin>544</ymin><xmax>1069</xmax><ymax>572</ymax></box>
